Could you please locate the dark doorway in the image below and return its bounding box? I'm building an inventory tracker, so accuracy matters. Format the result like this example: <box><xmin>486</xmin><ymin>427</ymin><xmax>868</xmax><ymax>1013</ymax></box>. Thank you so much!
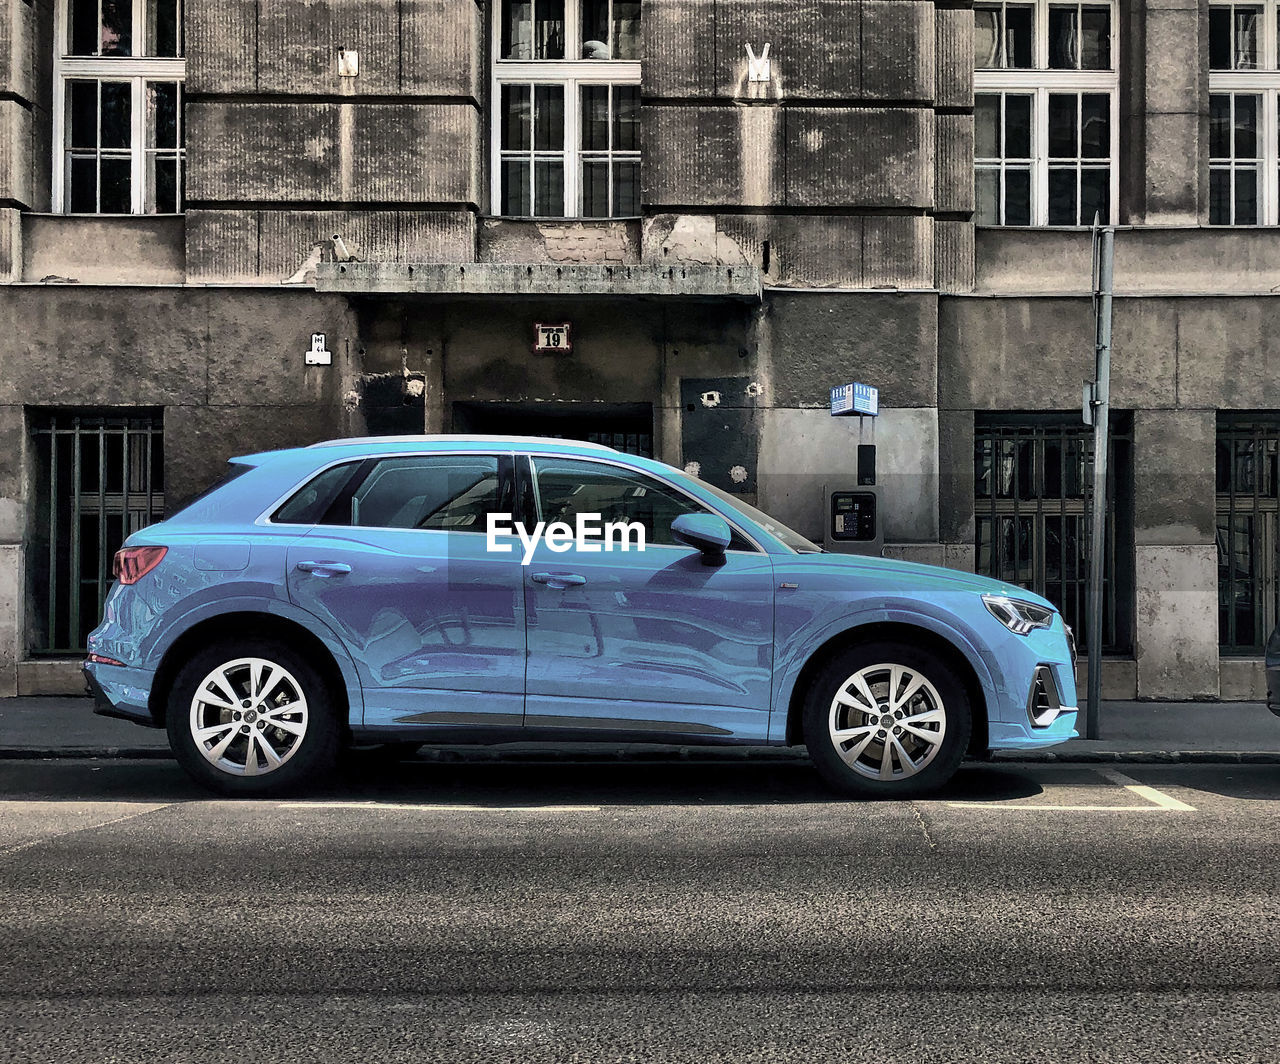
<box><xmin>452</xmin><ymin>403</ymin><xmax>654</xmax><ymax>458</ymax></box>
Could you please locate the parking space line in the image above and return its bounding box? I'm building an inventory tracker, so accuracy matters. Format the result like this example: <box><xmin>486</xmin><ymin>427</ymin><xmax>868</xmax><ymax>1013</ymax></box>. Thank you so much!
<box><xmin>278</xmin><ymin>801</ymin><xmax>602</xmax><ymax>812</ymax></box>
<box><xmin>1092</xmin><ymin>768</ymin><xmax>1197</xmax><ymax>811</ymax></box>
<box><xmin>942</xmin><ymin>767</ymin><xmax>1196</xmax><ymax>812</ymax></box>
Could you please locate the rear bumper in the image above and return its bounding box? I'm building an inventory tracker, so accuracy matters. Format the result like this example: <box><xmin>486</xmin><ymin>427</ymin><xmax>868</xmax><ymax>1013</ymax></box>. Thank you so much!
<box><xmin>83</xmin><ymin>661</ymin><xmax>159</xmax><ymax>728</ymax></box>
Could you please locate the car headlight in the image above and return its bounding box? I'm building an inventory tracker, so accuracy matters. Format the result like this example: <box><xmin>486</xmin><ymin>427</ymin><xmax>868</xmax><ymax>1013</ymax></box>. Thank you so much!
<box><xmin>982</xmin><ymin>594</ymin><xmax>1056</xmax><ymax>635</ymax></box>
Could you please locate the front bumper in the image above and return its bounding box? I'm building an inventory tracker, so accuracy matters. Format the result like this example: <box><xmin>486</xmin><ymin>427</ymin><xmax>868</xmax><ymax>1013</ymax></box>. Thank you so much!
<box><xmin>82</xmin><ymin>660</ymin><xmax>159</xmax><ymax>728</ymax></box>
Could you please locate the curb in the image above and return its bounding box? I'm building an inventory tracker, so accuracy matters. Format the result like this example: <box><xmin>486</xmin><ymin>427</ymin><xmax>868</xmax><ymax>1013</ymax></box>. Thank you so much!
<box><xmin>3</xmin><ymin>747</ymin><xmax>1280</xmax><ymax>765</ymax></box>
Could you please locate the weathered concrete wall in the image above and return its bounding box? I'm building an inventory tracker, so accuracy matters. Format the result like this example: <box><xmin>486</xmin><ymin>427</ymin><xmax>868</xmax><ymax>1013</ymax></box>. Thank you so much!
<box><xmin>22</xmin><ymin>216</ymin><xmax>185</xmax><ymax>284</ymax></box>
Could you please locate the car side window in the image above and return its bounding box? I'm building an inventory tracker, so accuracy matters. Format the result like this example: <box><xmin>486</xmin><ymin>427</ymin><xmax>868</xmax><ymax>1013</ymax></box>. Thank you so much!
<box><xmin>530</xmin><ymin>457</ymin><xmax>757</xmax><ymax>551</ymax></box>
<box><xmin>272</xmin><ymin>462</ymin><xmax>361</xmax><ymax>524</ymax></box>
<box><xmin>328</xmin><ymin>455</ymin><xmax>505</xmax><ymax>531</ymax></box>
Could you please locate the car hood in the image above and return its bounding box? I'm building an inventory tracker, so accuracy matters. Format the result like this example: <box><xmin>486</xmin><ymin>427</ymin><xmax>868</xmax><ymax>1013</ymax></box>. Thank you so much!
<box><xmin>785</xmin><ymin>550</ymin><xmax>1056</xmax><ymax>609</ymax></box>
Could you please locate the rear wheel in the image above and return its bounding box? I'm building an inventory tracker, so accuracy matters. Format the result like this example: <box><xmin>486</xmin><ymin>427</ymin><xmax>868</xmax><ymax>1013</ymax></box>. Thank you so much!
<box><xmin>167</xmin><ymin>639</ymin><xmax>340</xmax><ymax>796</ymax></box>
<box><xmin>803</xmin><ymin>641</ymin><xmax>971</xmax><ymax>798</ymax></box>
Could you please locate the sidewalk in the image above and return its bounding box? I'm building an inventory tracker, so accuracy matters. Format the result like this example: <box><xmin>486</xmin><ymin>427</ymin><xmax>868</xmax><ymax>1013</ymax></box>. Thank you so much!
<box><xmin>1</xmin><ymin>697</ymin><xmax>1279</xmax><ymax>763</ymax></box>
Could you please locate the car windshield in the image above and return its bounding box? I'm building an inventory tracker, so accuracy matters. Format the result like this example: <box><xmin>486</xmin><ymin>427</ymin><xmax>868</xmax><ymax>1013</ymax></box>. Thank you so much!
<box><xmin>692</xmin><ymin>477</ymin><xmax>823</xmax><ymax>553</ymax></box>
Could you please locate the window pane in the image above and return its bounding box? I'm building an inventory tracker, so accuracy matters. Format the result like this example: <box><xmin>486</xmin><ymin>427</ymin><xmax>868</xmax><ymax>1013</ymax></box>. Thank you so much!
<box><xmin>1048</xmin><ymin>6</ymin><xmax>1078</xmax><ymax>68</ymax></box>
<box><xmin>1006</xmin><ymin>94</ymin><xmax>1032</xmax><ymax>157</ymax></box>
<box><xmin>1080</xmin><ymin>6</ymin><xmax>1109</xmax><ymax>69</ymax></box>
<box><xmin>100</xmin><ymin>157</ymin><xmax>131</xmax><ymax>213</ymax></box>
<box><xmin>582</xmin><ymin>85</ymin><xmax>609</xmax><ymax>150</ymax></box>
<box><xmin>614</xmin><ymin>85</ymin><xmax>638</xmax><ymax>151</ymax></box>
<box><xmin>1080</xmin><ymin>94</ymin><xmax>1109</xmax><ymax>158</ymax></box>
<box><xmin>69</xmin><ymin>155</ymin><xmax>97</xmax><ymax>212</ymax></box>
<box><xmin>974</xmin><ymin>6</ymin><xmax>1000</xmax><ymax>67</ymax></box>
<box><xmin>975</xmin><ymin>94</ymin><xmax>1000</xmax><ymax>157</ymax></box>
<box><xmin>101</xmin><ymin>0</ymin><xmax>133</xmax><ymax>55</ymax></box>
<box><xmin>1235</xmin><ymin>168</ymin><xmax>1258</xmax><ymax>224</ymax></box>
<box><xmin>501</xmin><ymin>85</ymin><xmax>531</xmax><ymax>151</ymax></box>
<box><xmin>539</xmin><ymin>0</ymin><xmax>565</xmax><ymax>58</ymax></box>
<box><xmin>582</xmin><ymin>0</ymin><xmax>609</xmax><ymax>54</ymax></box>
<box><xmin>68</xmin><ymin>80</ymin><xmax>98</xmax><ymax>148</ymax></box>
<box><xmin>534</xmin><ymin>159</ymin><xmax>565</xmax><ymax>216</ymax></box>
<box><xmin>975</xmin><ymin>167</ymin><xmax>1000</xmax><ymax>224</ymax></box>
<box><xmin>147</xmin><ymin>82</ymin><xmax>179</xmax><ymax>149</ymax></box>
<box><xmin>1235</xmin><ymin>7</ymin><xmax>1261</xmax><ymax>69</ymax></box>
<box><xmin>69</xmin><ymin>0</ymin><xmax>98</xmax><ymax>54</ymax></box>
<box><xmin>147</xmin><ymin>0</ymin><xmax>181</xmax><ymax>57</ymax></box>
<box><xmin>1080</xmin><ymin>167</ymin><xmax>1109</xmax><ymax>224</ymax></box>
<box><xmin>533</xmin><ymin>85</ymin><xmax>564</xmax><ymax>151</ymax></box>
<box><xmin>533</xmin><ymin>458</ymin><xmax>705</xmax><ymax>547</ymax></box>
<box><xmin>1048</xmin><ymin>167</ymin><xmax>1077</xmax><ymax>224</ymax></box>
<box><xmin>582</xmin><ymin>159</ymin><xmax>609</xmax><ymax>216</ymax></box>
<box><xmin>348</xmin><ymin>456</ymin><xmax>501</xmax><ymax>531</ymax></box>
<box><xmin>614</xmin><ymin>159</ymin><xmax>639</xmax><ymax>215</ymax></box>
<box><xmin>1210</xmin><ymin>8</ymin><xmax>1232</xmax><ymax>69</ymax></box>
<box><xmin>503</xmin><ymin>0</ymin><xmax>533</xmax><ymax>58</ymax></box>
<box><xmin>502</xmin><ymin>159</ymin><xmax>531</xmax><ymax>215</ymax></box>
<box><xmin>1007</xmin><ymin>5</ymin><xmax>1033</xmax><ymax>66</ymax></box>
<box><xmin>613</xmin><ymin>0</ymin><xmax>640</xmax><ymax>59</ymax></box>
<box><xmin>1235</xmin><ymin>94</ymin><xmax>1259</xmax><ymax>158</ymax></box>
<box><xmin>1210</xmin><ymin>94</ymin><xmax>1231</xmax><ymax>158</ymax></box>
<box><xmin>1048</xmin><ymin>93</ymin><xmax>1077</xmax><ymax>158</ymax></box>
<box><xmin>1210</xmin><ymin>168</ymin><xmax>1231</xmax><ymax>224</ymax></box>
<box><xmin>147</xmin><ymin>155</ymin><xmax>178</xmax><ymax>213</ymax></box>
<box><xmin>100</xmin><ymin>82</ymin><xmax>132</xmax><ymax>149</ymax></box>
<box><xmin>1006</xmin><ymin>168</ymin><xmax>1032</xmax><ymax>224</ymax></box>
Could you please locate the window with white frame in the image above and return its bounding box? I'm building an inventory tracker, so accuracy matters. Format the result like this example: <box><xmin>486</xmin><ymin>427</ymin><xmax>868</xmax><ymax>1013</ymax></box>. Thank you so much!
<box><xmin>1208</xmin><ymin>2</ymin><xmax>1280</xmax><ymax>224</ymax></box>
<box><xmin>973</xmin><ymin>1</ymin><xmax>1118</xmax><ymax>226</ymax></box>
<box><xmin>54</xmin><ymin>0</ymin><xmax>186</xmax><ymax>215</ymax></box>
<box><xmin>492</xmin><ymin>0</ymin><xmax>640</xmax><ymax>218</ymax></box>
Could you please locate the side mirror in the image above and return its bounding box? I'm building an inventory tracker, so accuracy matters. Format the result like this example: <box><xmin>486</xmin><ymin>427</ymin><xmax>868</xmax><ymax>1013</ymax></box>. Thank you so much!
<box><xmin>670</xmin><ymin>513</ymin><xmax>731</xmax><ymax>562</ymax></box>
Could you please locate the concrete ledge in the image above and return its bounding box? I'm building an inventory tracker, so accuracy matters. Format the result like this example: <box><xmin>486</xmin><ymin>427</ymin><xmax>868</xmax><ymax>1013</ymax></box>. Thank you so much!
<box><xmin>17</xmin><ymin>659</ymin><xmax>86</xmax><ymax>697</ymax></box>
<box><xmin>315</xmin><ymin>261</ymin><xmax>762</xmax><ymax>299</ymax></box>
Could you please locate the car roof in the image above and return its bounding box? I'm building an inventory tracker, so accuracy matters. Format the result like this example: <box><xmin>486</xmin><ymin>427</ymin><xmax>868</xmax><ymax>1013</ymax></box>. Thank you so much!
<box><xmin>306</xmin><ymin>434</ymin><xmax>618</xmax><ymax>452</ymax></box>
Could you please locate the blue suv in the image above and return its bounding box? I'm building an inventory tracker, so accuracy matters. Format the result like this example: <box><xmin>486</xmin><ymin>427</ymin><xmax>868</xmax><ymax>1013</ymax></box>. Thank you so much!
<box><xmin>85</xmin><ymin>435</ymin><xmax>1078</xmax><ymax>796</ymax></box>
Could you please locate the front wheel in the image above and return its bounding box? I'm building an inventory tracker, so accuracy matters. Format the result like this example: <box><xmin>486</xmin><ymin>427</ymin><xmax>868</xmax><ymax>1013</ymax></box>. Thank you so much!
<box><xmin>803</xmin><ymin>641</ymin><xmax>972</xmax><ymax>798</ymax></box>
<box><xmin>167</xmin><ymin>639</ymin><xmax>340</xmax><ymax>796</ymax></box>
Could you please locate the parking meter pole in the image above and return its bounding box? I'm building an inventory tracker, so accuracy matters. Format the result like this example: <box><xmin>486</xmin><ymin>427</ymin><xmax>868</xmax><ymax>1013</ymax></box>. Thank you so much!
<box><xmin>1086</xmin><ymin>225</ymin><xmax>1114</xmax><ymax>741</ymax></box>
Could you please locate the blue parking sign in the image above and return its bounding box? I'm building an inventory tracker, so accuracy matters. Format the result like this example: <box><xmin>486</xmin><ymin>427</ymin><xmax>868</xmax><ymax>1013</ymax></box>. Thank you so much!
<box><xmin>831</xmin><ymin>382</ymin><xmax>879</xmax><ymax>417</ymax></box>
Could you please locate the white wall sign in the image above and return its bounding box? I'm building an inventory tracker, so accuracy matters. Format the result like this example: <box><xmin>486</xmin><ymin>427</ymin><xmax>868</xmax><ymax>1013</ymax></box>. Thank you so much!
<box><xmin>534</xmin><ymin>322</ymin><xmax>572</xmax><ymax>354</ymax></box>
<box><xmin>306</xmin><ymin>333</ymin><xmax>333</xmax><ymax>366</ymax></box>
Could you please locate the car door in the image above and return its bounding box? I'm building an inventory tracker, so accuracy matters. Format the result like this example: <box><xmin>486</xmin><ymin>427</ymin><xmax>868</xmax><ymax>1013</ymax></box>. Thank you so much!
<box><xmin>521</xmin><ymin>454</ymin><xmax>775</xmax><ymax>741</ymax></box>
<box><xmin>285</xmin><ymin>452</ymin><xmax>525</xmax><ymax>729</ymax></box>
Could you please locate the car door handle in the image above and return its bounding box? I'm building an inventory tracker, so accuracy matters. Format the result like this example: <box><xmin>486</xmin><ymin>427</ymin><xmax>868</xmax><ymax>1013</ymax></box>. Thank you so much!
<box><xmin>531</xmin><ymin>571</ymin><xmax>587</xmax><ymax>589</ymax></box>
<box><xmin>295</xmin><ymin>561</ymin><xmax>352</xmax><ymax>577</ymax></box>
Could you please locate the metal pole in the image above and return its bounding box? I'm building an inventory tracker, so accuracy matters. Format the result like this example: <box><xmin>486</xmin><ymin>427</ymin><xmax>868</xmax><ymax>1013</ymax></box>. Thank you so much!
<box><xmin>1086</xmin><ymin>224</ymin><xmax>1114</xmax><ymax>740</ymax></box>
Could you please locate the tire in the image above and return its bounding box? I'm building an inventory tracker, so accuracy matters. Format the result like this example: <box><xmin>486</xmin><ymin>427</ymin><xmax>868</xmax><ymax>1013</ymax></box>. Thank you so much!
<box><xmin>803</xmin><ymin>640</ymin><xmax>972</xmax><ymax>798</ymax></box>
<box><xmin>166</xmin><ymin>637</ymin><xmax>341</xmax><ymax>796</ymax></box>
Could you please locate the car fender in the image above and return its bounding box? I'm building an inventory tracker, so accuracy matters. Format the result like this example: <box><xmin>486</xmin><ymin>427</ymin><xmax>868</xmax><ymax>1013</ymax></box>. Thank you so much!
<box><xmin>146</xmin><ymin>595</ymin><xmax>366</xmax><ymax>725</ymax></box>
<box><xmin>768</xmin><ymin>601</ymin><xmax>1005</xmax><ymax>743</ymax></box>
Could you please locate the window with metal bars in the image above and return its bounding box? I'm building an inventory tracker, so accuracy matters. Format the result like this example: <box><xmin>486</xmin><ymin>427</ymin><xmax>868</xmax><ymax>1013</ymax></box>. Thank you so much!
<box><xmin>1216</xmin><ymin>415</ymin><xmax>1280</xmax><ymax>653</ymax></box>
<box><xmin>974</xmin><ymin>414</ymin><xmax>1133</xmax><ymax>653</ymax></box>
<box><xmin>28</xmin><ymin>411</ymin><xmax>165</xmax><ymax>655</ymax></box>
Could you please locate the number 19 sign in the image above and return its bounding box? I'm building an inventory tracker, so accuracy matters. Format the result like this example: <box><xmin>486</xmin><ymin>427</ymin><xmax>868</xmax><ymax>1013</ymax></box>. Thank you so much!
<box><xmin>534</xmin><ymin>322</ymin><xmax>572</xmax><ymax>354</ymax></box>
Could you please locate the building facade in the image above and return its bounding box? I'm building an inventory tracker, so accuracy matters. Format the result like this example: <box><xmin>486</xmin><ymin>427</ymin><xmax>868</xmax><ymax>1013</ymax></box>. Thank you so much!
<box><xmin>0</xmin><ymin>0</ymin><xmax>1273</xmax><ymax>702</ymax></box>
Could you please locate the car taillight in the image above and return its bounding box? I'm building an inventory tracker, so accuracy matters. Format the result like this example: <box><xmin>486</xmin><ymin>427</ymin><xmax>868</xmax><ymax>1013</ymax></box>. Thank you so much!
<box><xmin>112</xmin><ymin>545</ymin><xmax>167</xmax><ymax>585</ymax></box>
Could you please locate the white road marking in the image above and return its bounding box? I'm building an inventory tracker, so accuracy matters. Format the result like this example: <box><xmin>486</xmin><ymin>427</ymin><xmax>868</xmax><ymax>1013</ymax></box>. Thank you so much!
<box><xmin>944</xmin><ymin>767</ymin><xmax>1196</xmax><ymax>812</ymax></box>
<box><xmin>278</xmin><ymin>802</ymin><xmax>602</xmax><ymax>813</ymax></box>
<box><xmin>1093</xmin><ymin>767</ymin><xmax>1198</xmax><ymax>811</ymax></box>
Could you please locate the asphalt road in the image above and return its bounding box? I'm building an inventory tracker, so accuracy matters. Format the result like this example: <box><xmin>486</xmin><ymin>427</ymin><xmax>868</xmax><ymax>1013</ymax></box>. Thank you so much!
<box><xmin>1</xmin><ymin>756</ymin><xmax>1278</xmax><ymax>1063</ymax></box>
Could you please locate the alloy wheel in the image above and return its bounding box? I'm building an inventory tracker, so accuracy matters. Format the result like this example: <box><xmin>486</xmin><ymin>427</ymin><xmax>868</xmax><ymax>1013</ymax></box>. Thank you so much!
<box><xmin>827</xmin><ymin>663</ymin><xmax>947</xmax><ymax>781</ymax></box>
<box><xmin>188</xmin><ymin>657</ymin><xmax>310</xmax><ymax>778</ymax></box>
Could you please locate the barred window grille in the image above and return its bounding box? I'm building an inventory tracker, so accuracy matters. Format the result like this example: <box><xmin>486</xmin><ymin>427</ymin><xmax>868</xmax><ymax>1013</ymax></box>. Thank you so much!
<box><xmin>1216</xmin><ymin>415</ymin><xmax>1280</xmax><ymax>654</ymax></box>
<box><xmin>29</xmin><ymin>411</ymin><xmax>165</xmax><ymax>654</ymax></box>
<box><xmin>974</xmin><ymin>414</ymin><xmax>1133</xmax><ymax>653</ymax></box>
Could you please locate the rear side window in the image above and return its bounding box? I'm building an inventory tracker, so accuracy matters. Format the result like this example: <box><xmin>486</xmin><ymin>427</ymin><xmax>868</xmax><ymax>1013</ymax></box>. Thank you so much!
<box><xmin>169</xmin><ymin>462</ymin><xmax>254</xmax><ymax>518</ymax></box>
<box><xmin>330</xmin><ymin>455</ymin><xmax>505</xmax><ymax>531</ymax></box>
<box><xmin>272</xmin><ymin>462</ymin><xmax>361</xmax><ymax>525</ymax></box>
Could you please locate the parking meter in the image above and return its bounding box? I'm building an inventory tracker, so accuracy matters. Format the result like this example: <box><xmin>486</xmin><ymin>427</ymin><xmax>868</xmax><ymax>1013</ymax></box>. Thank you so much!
<box><xmin>822</xmin><ymin>483</ymin><xmax>884</xmax><ymax>557</ymax></box>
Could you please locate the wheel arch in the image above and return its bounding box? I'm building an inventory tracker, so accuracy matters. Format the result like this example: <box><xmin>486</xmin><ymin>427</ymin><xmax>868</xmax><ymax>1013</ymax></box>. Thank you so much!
<box><xmin>148</xmin><ymin>611</ymin><xmax>354</xmax><ymax>731</ymax></box>
<box><xmin>782</xmin><ymin>621</ymin><xmax>990</xmax><ymax>758</ymax></box>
